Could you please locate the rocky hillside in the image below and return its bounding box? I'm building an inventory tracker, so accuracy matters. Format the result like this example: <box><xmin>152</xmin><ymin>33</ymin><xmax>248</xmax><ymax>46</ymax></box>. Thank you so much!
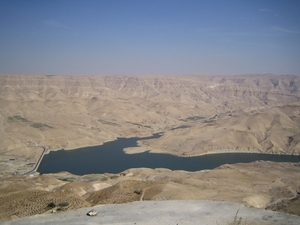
<box><xmin>144</xmin><ymin>102</ymin><xmax>300</xmax><ymax>156</ymax></box>
<box><xmin>1</xmin><ymin>161</ymin><xmax>300</xmax><ymax>221</ymax></box>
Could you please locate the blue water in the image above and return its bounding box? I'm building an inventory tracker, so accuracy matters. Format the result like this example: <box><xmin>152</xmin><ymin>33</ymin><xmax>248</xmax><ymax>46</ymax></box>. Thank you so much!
<box><xmin>38</xmin><ymin>133</ymin><xmax>300</xmax><ymax>175</ymax></box>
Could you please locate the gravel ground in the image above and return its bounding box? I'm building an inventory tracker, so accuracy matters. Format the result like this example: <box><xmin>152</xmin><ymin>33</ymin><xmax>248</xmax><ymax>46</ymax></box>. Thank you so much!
<box><xmin>1</xmin><ymin>200</ymin><xmax>299</xmax><ymax>225</ymax></box>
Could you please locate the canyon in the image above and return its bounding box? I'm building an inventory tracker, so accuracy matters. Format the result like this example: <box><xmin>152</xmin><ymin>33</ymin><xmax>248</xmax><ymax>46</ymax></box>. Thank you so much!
<box><xmin>0</xmin><ymin>74</ymin><xmax>300</xmax><ymax>222</ymax></box>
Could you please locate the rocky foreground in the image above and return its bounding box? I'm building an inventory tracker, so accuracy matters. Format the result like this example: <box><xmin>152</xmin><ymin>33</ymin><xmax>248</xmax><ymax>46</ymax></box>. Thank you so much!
<box><xmin>0</xmin><ymin>161</ymin><xmax>299</xmax><ymax>222</ymax></box>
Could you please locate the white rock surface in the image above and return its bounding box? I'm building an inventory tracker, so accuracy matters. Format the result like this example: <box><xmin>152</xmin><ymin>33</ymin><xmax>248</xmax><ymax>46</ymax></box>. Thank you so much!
<box><xmin>1</xmin><ymin>200</ymin><xmax>299</xmax><ymax>225</ymax></box>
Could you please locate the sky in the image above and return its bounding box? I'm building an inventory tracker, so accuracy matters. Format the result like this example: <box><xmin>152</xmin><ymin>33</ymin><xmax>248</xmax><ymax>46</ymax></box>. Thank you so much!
<box><xmin>0</xmin><ymin>0</ymin><xmax>300</xmax><ymax>76</ymax></box>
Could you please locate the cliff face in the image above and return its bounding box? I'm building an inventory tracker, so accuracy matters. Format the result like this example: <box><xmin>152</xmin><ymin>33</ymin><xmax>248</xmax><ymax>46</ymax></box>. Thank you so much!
<box><xmin>0</xmin><ymin>74</ymin><xmax>300</xmax><ymax>173</ymax></box>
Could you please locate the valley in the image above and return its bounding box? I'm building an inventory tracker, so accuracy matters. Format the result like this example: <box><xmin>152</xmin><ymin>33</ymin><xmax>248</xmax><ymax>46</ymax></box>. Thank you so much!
<box><xmin>0</xmin><ymin>74</ymin><xmax>300</xmax><ymax>221</ymax></box>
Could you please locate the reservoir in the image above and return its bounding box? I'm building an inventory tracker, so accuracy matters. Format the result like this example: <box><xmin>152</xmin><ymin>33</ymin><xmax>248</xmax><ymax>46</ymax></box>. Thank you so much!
<box><xmin>38</xmin><ymin>133</ymin><xmax>300</xmax><ymax>175</ymax></box>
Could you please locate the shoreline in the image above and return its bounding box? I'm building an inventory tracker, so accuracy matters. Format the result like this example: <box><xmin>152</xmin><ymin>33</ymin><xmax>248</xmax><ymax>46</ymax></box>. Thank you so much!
<box><xmin>179</xmin><ymin>149</ymin><xmax>300</xmax><ymax>157</ymax></box>
<box><xmin>47</xmin><ymin>144</ymin><xmax>300</xmax><ymax>157</ymax></box>
<box><xmin>42</xmin><ymin>135</ymin><xmax>300</xmax><ymax>157</ymax></box>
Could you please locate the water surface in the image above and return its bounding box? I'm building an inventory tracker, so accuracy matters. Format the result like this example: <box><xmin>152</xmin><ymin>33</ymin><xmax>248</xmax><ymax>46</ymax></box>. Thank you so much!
<box><xmin>38</xmin><ymin>133</ymin><xmax>300</xmax><ymax>175</ymax></box>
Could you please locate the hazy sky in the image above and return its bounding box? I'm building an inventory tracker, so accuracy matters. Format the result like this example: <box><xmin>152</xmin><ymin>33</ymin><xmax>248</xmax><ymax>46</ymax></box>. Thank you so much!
<box><xmin>1</xmin><ymin>0</ymin><xmax>300</xmax><ymax>76</ymax></box>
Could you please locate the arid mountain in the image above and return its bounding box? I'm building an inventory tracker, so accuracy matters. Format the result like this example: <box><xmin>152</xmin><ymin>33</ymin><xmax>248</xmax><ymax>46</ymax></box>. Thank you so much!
<box><xmin>144</xmin><ymin>102</ymin><xmax>300</xmax><ymax>156</ymax></box>
<box><xmin>1</xmin><ymin>74</ymin><xmax>300</xmax><ymax>221</ymax></box>
<box><xmin>0</xmin><ymin>74</ymin><xmax>300</xmax><ymax>175</ymax></box>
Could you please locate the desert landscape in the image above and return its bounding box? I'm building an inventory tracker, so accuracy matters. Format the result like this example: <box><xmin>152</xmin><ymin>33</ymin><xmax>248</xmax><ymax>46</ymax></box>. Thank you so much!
<box><xmin>0</xmin><ymin>74</ymin><xmax>300</xmax><ymax>222</ymax></box>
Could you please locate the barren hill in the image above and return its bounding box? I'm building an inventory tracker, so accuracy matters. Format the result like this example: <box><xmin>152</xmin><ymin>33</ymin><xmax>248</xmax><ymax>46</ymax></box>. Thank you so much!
<box><xmin>0</xmin><ymin>74</ymin><xmax>300</xmax><ymax>175</ymax></box>
<box><xmin>1</xmin><ymin>161</ymin><xmax>300</xmax><ymax>221</ymax></box>
<box><xmin>144</xmin><ymin>103</ymin><xmax>300</xmax><ymax>156</ymax></box>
